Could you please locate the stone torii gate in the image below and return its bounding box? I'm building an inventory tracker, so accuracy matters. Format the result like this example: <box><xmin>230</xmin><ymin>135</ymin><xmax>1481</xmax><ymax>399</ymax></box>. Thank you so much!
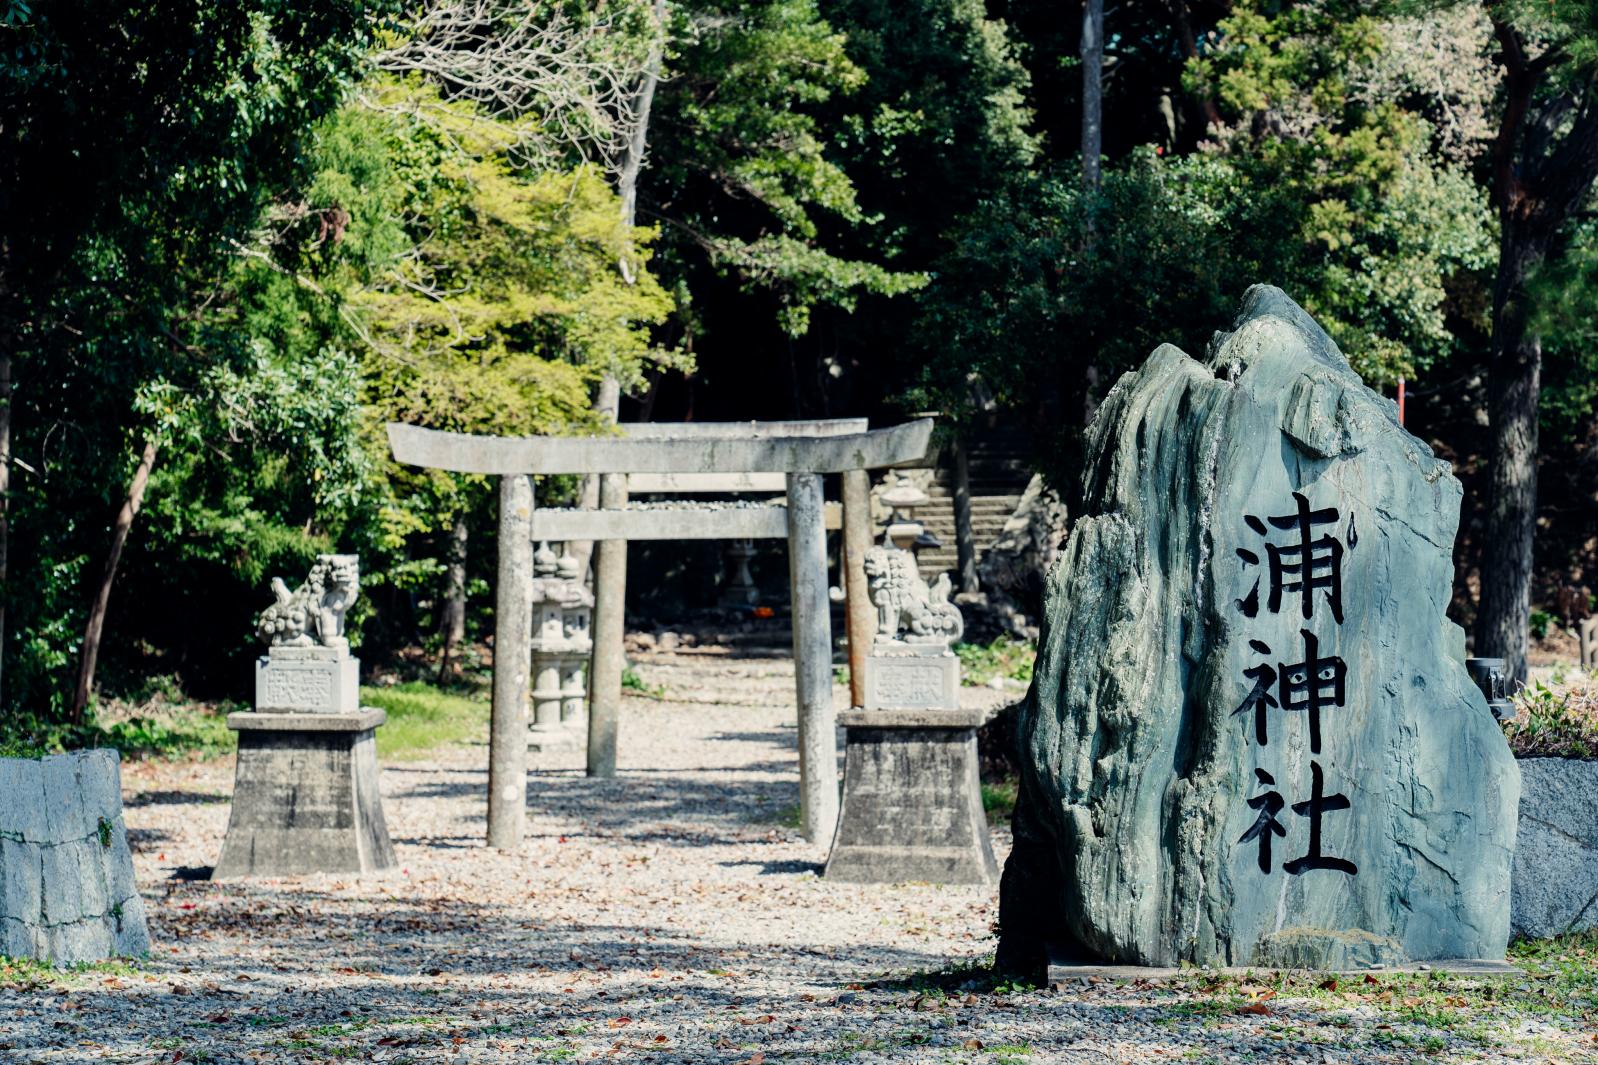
<box><xmin>387</xmin><ymin>418</ymin><xmax>934</xmax><ymax>848</ymax></box>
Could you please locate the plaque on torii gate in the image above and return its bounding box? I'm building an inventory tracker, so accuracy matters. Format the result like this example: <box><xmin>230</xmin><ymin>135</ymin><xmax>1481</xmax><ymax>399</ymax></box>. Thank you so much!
<box><xmin>387</xmin><ymin>418</ymin><xmax>935</xmax><ymax>849</ymax></box>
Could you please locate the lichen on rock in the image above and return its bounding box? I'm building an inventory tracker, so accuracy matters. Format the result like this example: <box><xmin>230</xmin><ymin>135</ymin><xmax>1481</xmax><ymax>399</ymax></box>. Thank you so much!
<box><xmin>997</xmin><ymin>286</ymin><xmax>1518</xmax><ymax>973</ymax></box>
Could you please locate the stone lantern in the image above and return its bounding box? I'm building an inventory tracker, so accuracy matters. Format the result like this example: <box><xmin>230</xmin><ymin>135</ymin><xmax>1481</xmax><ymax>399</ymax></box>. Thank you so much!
<box><xmin>718</xmin><ymin>538</ymin><xmax>760</xmax><ymax>608</ymax></box>
<box><xmin>530</xmin><ymin>543</ymin><xmax>592</xmax><ymax>750</ymax></box>
<box><xmin>556</xmin><ymin>549</ymin><xmax>593</xmax><ymax>727</ymax></box>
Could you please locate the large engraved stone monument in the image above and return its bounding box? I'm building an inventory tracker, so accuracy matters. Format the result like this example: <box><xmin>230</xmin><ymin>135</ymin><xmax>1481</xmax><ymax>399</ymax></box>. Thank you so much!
<box><xmin>215</xmin><ymin>555</ymin><xmax>396</xmax><ymax>879</ymax></box>
<box><xmin>998</xmin><ymin>287</ymin><xmax>1518</xmax><ymax>973</ymax></box>
<box><xmin>825</xmin><ymin>479</ymin><xmax>997</xmax><ymax>884</ymax></box>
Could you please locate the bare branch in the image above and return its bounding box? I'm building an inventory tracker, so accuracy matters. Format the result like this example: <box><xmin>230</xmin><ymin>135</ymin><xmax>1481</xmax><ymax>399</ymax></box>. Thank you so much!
<box><xmin>371</xmin><ymin>0</ymin><xmax>665</xmax><ymax>179</ymax></box>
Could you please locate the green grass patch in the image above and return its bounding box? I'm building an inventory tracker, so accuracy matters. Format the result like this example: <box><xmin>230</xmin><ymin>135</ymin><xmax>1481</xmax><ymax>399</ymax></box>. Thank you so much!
<box><xmin>361</xmin><ymin>682</ymin><xmax>489</xmax><ymax>760</ymax></box>
<box><xmin>0</xmin><ymin>955</ymin><xmax>140</xmax><ymax>988</ymax></box>
<box><xmin>621</xmin><ymin>664</ymin><xmax>668</xmax><ymax>699</ymax></box>
<box><xmin>981</xmin><ymin>778</ymin><xmax>1018</xmax><ymax>824</ymax></box>
<box><xmin>955</xmin><ymin>636</ymin><xmax>1035</xmax><ymax>688</ymax></box>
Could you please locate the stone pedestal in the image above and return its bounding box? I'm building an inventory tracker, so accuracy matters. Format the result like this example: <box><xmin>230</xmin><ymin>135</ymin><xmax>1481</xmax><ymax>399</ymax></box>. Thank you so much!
<box><xmin>255</xmin><ymin>645</ymin><xmax>359</xmax><ymax>714</ymax></box>
<box><xmin>215</xmin><ymin>709</ymin><xmax>396</xmax><ymax>879</ymax></box>
<box><xmin>863</xmin><ymin>645</ymin><xmax>959</xmax><ymax>710</ymax></box>
<box><xmin>0</xmin><ymin>750</ymin><xmax>150</xmax><ymax>963</ymax></box>
<box><xmin>824</xmin><ymin>708</ymin><xmax>997</xmax><ymax>884</ymax></box>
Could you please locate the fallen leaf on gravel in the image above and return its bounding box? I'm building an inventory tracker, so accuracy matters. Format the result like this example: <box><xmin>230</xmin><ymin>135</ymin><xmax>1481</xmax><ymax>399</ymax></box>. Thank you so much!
<box><xmin>607</xmin><ymin>1017</ymin><xmax>633</xmax><ymax>1028</ymax></box>
<box><xmin>1237</xmin><ymin>1003</ymin><xmax>1273</xmax><ymax>1016</ymax></box>
<box><xmin>1318</xmin><ymin>977</ymin><xmax>1338</xmax><ymax>991</ymax></box>
<box><xmin>738</xmin><ymin>1014</ymin><xmax>775</xmax><ymax>1025</ymax></box>
<box><xmin>737</xmin><ymin>1054</ymin><xmax>764</xmax><ymax>1064</ymax></box>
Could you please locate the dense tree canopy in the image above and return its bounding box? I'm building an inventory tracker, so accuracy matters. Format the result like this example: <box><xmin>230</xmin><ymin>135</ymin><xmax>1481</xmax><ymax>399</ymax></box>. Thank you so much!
<box><xmin>0</xmin><ymin>0</ymin><xmax>1593</xmax><ymax>734</ymax></box>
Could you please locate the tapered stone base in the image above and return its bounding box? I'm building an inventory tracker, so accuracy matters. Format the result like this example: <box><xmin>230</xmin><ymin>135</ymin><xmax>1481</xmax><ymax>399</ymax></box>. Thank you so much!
<box><xmin>215</xmin><ymin>710</ymin><xmax>396</xmax><ymax>879</ymax></box>
<box><xmin>824</xmin><ymin>708</ymin><xmax>998</xmax><ymax>884</ymax></box>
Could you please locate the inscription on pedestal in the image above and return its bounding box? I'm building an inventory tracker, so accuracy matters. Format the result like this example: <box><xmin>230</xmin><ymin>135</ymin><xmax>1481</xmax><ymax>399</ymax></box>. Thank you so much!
<box><xmin>254</xmin><ymin>653</ymin><xmax>359</xmax><ymax>714</ymax></box>
<box><xmin>864</xmin><ymin>653</ymin><xmax>959</xmax><ymax>710</ymax></box>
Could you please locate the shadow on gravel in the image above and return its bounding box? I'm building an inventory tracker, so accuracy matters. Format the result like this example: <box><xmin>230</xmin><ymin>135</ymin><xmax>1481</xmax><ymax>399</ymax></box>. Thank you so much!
<box><xmin>718</xmin><ymin>858</ymin><xmax>824</xmax><ymax>876</ymax></box>
<box><xmin>29</xmin><ymin>883</ymin><xmax>985</xmax><ymax>1064</ymax></box>
<box><xmin>386</xmin><ymin>768</ymin><xmax>802</xmax><ymax>842</ymax></box>
<box><xmin>124</xmin><ymin>788</ymin><xmax>230</xmax><ymax>807</ymax></box>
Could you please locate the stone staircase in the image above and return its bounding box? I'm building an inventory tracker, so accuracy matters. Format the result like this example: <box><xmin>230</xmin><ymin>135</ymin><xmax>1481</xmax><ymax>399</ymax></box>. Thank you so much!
<box><xmin>915</xmin><ymin>428</ymin><xmax>1033</xmax><ymax>582</ymax></box>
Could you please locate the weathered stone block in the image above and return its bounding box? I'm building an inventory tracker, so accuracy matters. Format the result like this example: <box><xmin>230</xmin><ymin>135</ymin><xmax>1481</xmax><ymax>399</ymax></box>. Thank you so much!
<box><xmin>825</xmin><ymin>708</ymin><xmax>997</xmax><ymax>884</ymax></box>
<box><xmin>215</xmin><ymin>709</ymin><xmax>396</xmax><ymax>879</ymax></box>
<box><xmin>862</xmin><ymin>649</ymin><xmax>959</xmax><ymax>711</ymax></box>
<box><xmin>255</xmin><ymin>648</ymin><xmax>360</xmax><ymax>713</ymax></box>
<box><xmin>0</xmin><ymin>750</ymin><xmax>150</xmax><ymax>964</ymax></box>
<box><xmin>1511</xmin><ymin>757</ymin><xmax>1598</xmax><ymax>940</ymax></box>
<box><xmin>999</xmin><ymin>287</ymin><xmax>1518</xmax><ymax>972</ymax></box>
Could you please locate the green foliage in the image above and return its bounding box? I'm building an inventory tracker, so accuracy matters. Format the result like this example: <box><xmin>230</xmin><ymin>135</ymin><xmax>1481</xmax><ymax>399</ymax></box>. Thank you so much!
<box><xmin>0</xmin><ymin>692</ymin><xmax>236</xmax><ymax>762</ymax></box>
<box><xmin>355</xmin><ymin>79</ymin><xmax>679</xmax><ymax>402</ymax></box>
<box><xmin>918</xmin><ymin>123</ymin><xmax>1492</xmax><ymax>488</ymax></box>
<box><xmin>0</xmin><ymin>0</ymin><xmax>394</xmax><ymax>717</ymax></box>
<box><xmin>621</xmin><ymin>664</ymin><xmax>668</xmax><ymax>699</ymax></box>
<box><xmin>1503</xmin><ymin>681</ymin><xmax>1598</xmax><ymax>760</ymax></box>
<box><xmin>981</xmin><ymin>778</ymin><xmax>1018</xmax><ymax>824</ymax></box>
<box><xmin>649</xmin><ymin>0</ymin><xmax>925</xmax><ymax>337</ymax></box>
<box><xmin>1183</xmin><ymin>0</ymin><xmax>1496</xmax><ymax>385</ymax></box>
<box><xmin>1528</xmin><ymin>219</ymin><xmax>1598</xmax><ymax>441</ymax></box>
<box><xmin>955</xmin><ymin>636</ymin><xmax>1036</xmax><ymax>687</ymax></box>
<box><xmin>1530</xmin><ymin>609</ymin><xmax>1555</xmax><ymax>641</ymax></box>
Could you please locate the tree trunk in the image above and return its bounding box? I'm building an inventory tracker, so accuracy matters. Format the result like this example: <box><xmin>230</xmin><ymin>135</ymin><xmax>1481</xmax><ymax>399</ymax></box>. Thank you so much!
<box><xmin>0</xmin><ymin>352</ymin><xmax>12</xmax><ymax>712</ymax></box>
<box><xmin>1081</xmin><ymin>0</ymin><xmax>1104</xmax><ymax>191</ymax></box>
<box><xmin>437</xmin><ymin>513</ymin><xmax>468</xmax><ymax>680</ymax></box>
<box><xmin>1169</xmin><ymin>0</ymin><xmax>1222</xmax><ymax>133</ymax></box>
<box><xmin>618</xmin><ymin>0</ymin><xmax>667</xmax><ymax>239</ymax></box>
<box><xmin>1476</xmin><ymin>228</ymin><xmax>1547</xmax><ymax>685</ymax></box>
<box><xmin>71</xmin><ymin>437</ymin><xmax>159</xmax><ymax>723</ymax></box>
<box><xmin>571</xmin><ymin>2</ymin><xmax>667</xmax><ymax>578</ymax></box>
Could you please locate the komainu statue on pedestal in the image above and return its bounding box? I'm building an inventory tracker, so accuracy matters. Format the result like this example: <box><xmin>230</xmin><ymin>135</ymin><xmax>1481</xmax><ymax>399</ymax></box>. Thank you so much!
<box><xmin>863</xmin><ymin>544</ymin><xmax>964</xmax><ymax>646</ymax></box>
<box><xmin>257</xmin><ymin>554</ymin><xmax>361</xmax><ymax>651</ymax></box>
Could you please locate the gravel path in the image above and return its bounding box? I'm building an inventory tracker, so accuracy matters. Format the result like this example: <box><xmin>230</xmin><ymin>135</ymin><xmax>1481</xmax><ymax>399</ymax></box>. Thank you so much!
<box><xmin>2</xmin><ymin>652</ymin><xmax>1590</xmax><ymax>1063</ymax></box>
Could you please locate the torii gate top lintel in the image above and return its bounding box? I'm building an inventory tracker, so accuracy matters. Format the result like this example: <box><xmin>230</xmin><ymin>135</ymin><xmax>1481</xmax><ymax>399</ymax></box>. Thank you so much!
<box><xmin>384</xmin><ymin>418</ymin><xmax>934</xmax><ymax>476</ymax></box>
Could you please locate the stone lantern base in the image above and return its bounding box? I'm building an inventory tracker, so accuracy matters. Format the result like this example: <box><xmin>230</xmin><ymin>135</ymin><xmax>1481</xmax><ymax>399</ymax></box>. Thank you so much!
<box><xmin>214</xmin><ymin>709</ymin><xmax>395</xmax><ymax>879</ymax></box>
<box><xmin>824</xmin><ymin>707</ymin><xmax>997</xmax><ymax>885</ymax></box>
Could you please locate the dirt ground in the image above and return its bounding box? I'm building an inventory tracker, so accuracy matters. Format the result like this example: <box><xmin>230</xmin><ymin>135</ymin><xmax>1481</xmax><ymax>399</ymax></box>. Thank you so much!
<box><xmin>2</xmin><ymin>650</ymin><xmax>1592</xmax><ymax>1064</ymax></box>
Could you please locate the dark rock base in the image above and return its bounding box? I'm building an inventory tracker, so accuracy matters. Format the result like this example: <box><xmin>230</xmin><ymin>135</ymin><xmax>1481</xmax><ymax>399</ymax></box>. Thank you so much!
<box><xmin>824</xmin><ymin>709</ymin><xmax>997</xmax><ymax>885</ymax></box>
<box><xmin>215</xmin><ymin>710</ymin><xmax>396</xmax><ymax>879</ymax></box>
